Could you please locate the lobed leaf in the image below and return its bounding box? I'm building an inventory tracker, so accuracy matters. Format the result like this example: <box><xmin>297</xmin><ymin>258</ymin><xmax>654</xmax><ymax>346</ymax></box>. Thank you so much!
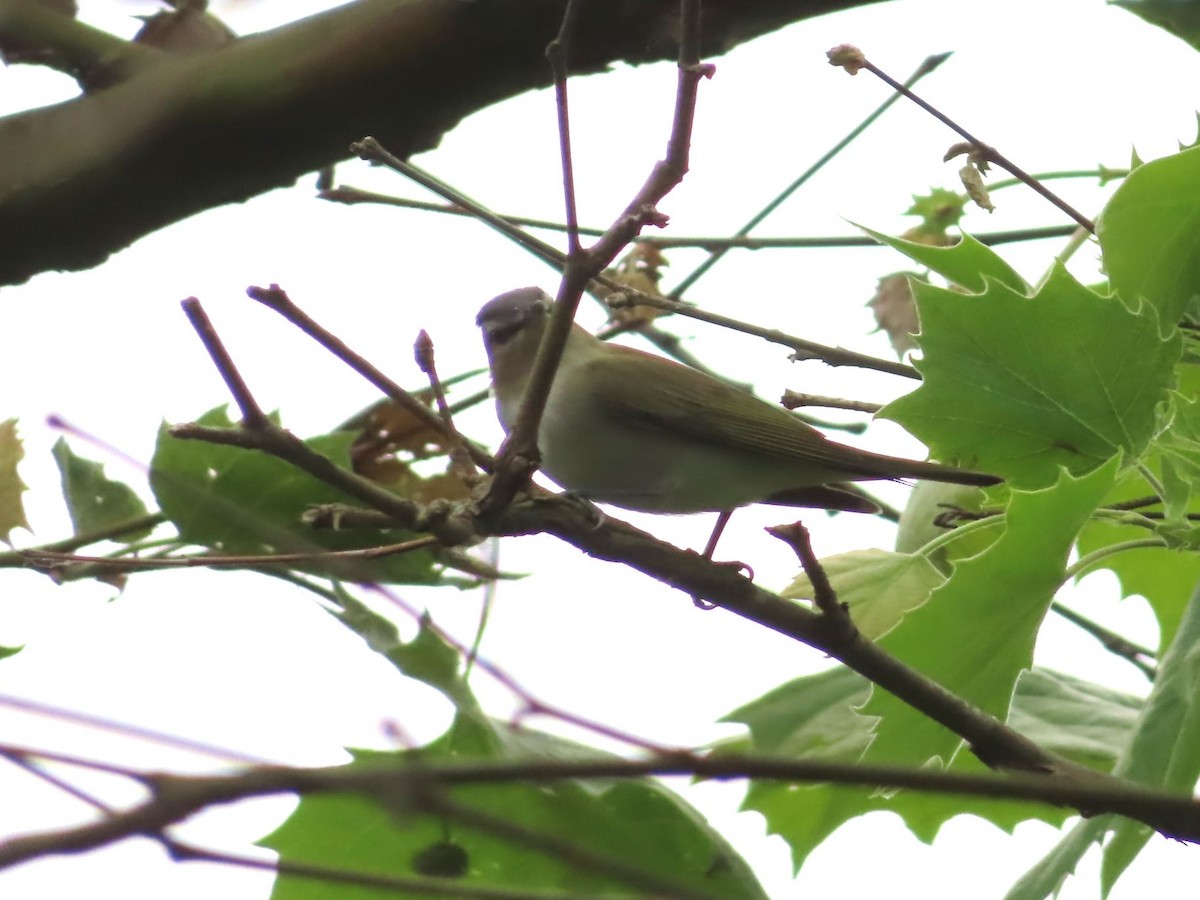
<box><xmin>882</xmin><ymin>267</ymin><xmax>1180</xmax><ymax>488</ymax></box>
<box><xmin>265</xmin><ymin>617</ymin><xmax>767</xmax><ymax>899</ymax></box>
<box><xmin>149</xmin><ymin>407</ymin><xmax>443</xmax><ymax>585</ymax></box>
<box><xmin>51</xmin><ymin>438</ymin><xmax>152</xmax><ymax>541</ymax></box>
<box><xmin>0</xmin><ymin>419</ymin><xmax>30</xmax><ymax>545</ymax></box>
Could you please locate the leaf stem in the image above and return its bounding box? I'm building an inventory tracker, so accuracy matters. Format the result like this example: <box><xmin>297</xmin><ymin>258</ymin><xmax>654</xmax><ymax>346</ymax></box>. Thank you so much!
<box><xmin>914</xmin><ymin>513</ymin><xmax>1006</xmax><ymax>559</ymax></box>
<box><xmin>1063</xmin><ymin>538</ymin><xmax>1169</xmax><ymax>583</ymax></box>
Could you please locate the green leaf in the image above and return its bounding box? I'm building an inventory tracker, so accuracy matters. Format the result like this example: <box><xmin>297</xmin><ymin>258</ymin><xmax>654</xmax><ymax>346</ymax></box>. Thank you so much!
<box><xmin>779</xmin><ymin>549</ymin><xmax>945</xmax><ymax>640</ymax></box>
<box><xmin>861</xmin><ymin>461</ymin><xmax>1117</xmax><ymax>769</ymax></box>
<box><xmin>1004</xmin><ymin>818</ymin><xmax>1108</xmax><ymax>900</ymax></box>
<box><xmin>882</xmin><ymin>267</ymin><xmax>1181</xmax><ymax>489</ymax></box>
<box><xmin>1098</xmin><ymin>144</ymin><xmax>1200</xmax><ymax>326</ymax></box>
<box><xmin>149</xmin><ymin>407</ymin><xmax>443</xmax><ymax>585</ymax></box>
<box><xmin>903</xmin><ymin>188</ymin><xmax>969</xmax><ymax>241</ymax></box>
<box><xmin>1007</xmin><ymin>576</ymin><xmax>1200</xmax><ymax>899</ymax></box>
<box><xmin>0</xmin><ymin>419</ymin><xmax>30</xmax><ymax>545</ymax></box>
<box><xmin>1111</xmin><ymin>1</ymin><xmax>1200</xmax><ymax>61</ymax></box>
<box><xmin>1006</xmin><ymin>669</ymin><xmax>1143</xmax><ymax>774</ymax></box>
<box><xmin>332</xmin><ymin>589</ymin><xmax>475</xmax><ymax>709</ymax></box>
<box><xmin>51</xmin><ymin>438</ymin><xmax>153</xmax><ymax>541</ymax></box>
<box><xmin>1101</xmin><ymin>576</ymin><xmax>1200</xmax><ymax>893</ymax></box>
<box><xmin>860</xmin><ymin>224</ymin><xmax>1028</xmax><ymax>293</ymax></box>
<box><xmin>1156</xmin><ymin>392</ymin><xmax>1200</xmax><ymax>519</ymax></box>
<box><xmin>894</xmin><ymin>480</ymin><xmax>1000</xmax><ymax>568</ymax></box>
<box><xmin>0</xmin><ymin>645</ymin><xmax>22</xmax><ymax>661</ymax></box>
<box><xmin>1076</xmin><ymin>468</ymin><xmax>1200</xmax><ymax>648</ymax></box>
<box><xmin>723</xmin><ymin>663</ymin><xmax>1136</xmax><ymax>871</ymax></box>
<box><xmin>265</xmin><ymin>616</ymin><xmax>768</xmax><ymax>900</ymax></box>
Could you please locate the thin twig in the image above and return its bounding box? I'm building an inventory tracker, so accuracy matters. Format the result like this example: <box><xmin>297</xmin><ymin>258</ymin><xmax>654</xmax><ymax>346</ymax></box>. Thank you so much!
<box><xmin>648</xmin><ymin>225</ymin><xmax>1079</xmax><ymax>250</ymax></box>
<box><xmin>24</xmin><ymin>537</ymin><xmax>438</xmax><ymax>572</ymax></box>
<box><xmin>0</xmin><ymin>751</ymin><xmax>116</xmax><ymax>817</ymax></box>
<box><xmin>349</xmin><ymin>144</ymin><xmax>917</xmax><ymax>379</ymax></box>
<box><xmin>606</xmin><ymin>291</ymin><xmax>920</xmax><ymax>379</ymax></box>
<box><xmin>181</xmin><ymin>298</ymin><xmax>268</xmax><ymax>426</ymax></box>
<box><xmin>413</xmin><ymin>330</ymin><xmax>476</xmax><ymax>480</ymax></box>
<box><xmin>546</xmin><ymin>0</ymin><xmax>585</xmax><ymax>257</ymax></box>
<box><xmin>670</xmin><ymin>51</ymin><xmax>952</xmax><ymax>299</ymax></box>
<box><xmin>781</xmin><ymin>391</ymin><xmax>883</xmax><ymax>414</ymax></box>
<box><xmin>318</xmin><ymin>187</ymin><xmax>610</xmax><ymax>237</ymax></box>
<box><xmin>829</xmin><ymin>46</ymin><xmax>1095</xmax><ymax>233</ymax></box>
<box><xmin>0</xmin><ymin>513</ymin><xmax>165</xmax><ymax>568</ymax></box>
<box><xmin>247</xmin><ymin>284</ymin><xmax>493</xmax><ymax>472</ymax></box>
<box><xmin>1050</xmin><ymin>602</ymin><xmax>1157</xmax><ymax>680</ymax></box>
<box><xmin>365</xmin><ymin>583</ymin><xmax>677</xmax><ymax>756</ymax></box>
<box><xmin>319</xmin><ymin>186</ymin><xmax>1080</xmax><ymax>249</ymax></box>
<box><xmin>487</xmin><ymin>0</ymin><xmax>712</xmax><ymax>514</ymax></box>
<box><xmin>765</xmin><ymin>522</ymin><xmax>853</xmax><ymax>630</ymax></box>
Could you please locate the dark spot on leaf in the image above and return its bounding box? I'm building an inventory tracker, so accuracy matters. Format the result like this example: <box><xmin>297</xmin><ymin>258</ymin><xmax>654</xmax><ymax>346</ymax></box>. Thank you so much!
<box><xmin>412</xmin><ymin>840</ymin><xmax>469</xmax><ymax>878</ymax></box>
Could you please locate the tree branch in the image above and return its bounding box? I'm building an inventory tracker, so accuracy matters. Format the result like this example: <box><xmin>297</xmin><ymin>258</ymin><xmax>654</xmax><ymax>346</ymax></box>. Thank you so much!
<box><xmin>0</xmin><ymin>0</ymin><xmax>883</xmax><ymax>286</ymax></box>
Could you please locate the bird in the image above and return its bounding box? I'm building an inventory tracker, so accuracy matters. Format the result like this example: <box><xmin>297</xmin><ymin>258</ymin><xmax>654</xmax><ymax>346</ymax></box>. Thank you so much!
<box><xmin>476</xmin><ymin>287</ymin><xmax>1000</xmax><ymax>515</ymax></box>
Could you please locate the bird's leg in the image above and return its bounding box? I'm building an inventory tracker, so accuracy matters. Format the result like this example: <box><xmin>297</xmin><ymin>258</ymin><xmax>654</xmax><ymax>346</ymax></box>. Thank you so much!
<box><xmin>691</xmin><ymin>509</ymin><xmax>754</xmax><ymax>610</ymax></box>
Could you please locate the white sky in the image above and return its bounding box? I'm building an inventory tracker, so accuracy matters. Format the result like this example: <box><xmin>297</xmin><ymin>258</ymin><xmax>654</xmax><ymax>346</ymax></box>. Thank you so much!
<box><xmin>0</xmin><ymin>0</ymin><xmax>1198</xmax><ymax>897</ymax></box>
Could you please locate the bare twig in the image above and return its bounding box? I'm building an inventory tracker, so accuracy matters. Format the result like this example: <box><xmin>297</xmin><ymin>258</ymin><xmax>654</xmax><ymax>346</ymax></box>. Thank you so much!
<box><xmin>486</xmin><ymin>0</ymin><xmax>713</xmax><ymax>514</ymax></box>
<box><xmin>364</xmin><ymin>583</ymin><xmax>676</xmax><ymax>756</ymax></box>
<box><xmin>828</xmin><ymin>45</ymin><xmax>1095</xmax><ymax>233</ymax></box>
<box><xmin>0</xmin><ymin>513</ymin><xmax>164</xmax><ymax>568</ymax></box>
<box><xmin>781</xmin><ymin>391</ymin><xmax>884</xmax><ymax>414</ymax></box>
<box><xmin>320</xmin><ymin>186</ymin><xmax>1081</xmax><ymax>250</ymax></box>
<box><xmin>545</xmin><ymin>0</ymin><xmax>585</xmax><ymax>257</ymax></box>
<box><xmin>24</xmin><ymin>537</ymin><xmax>438</xmax><ymax>572</ymax></box>
<box><xmin>175</xmin><ymin>300</ymin><xmax>479</xmax><ymax>549</ymax></box>
<box><xmin>1050</xmin><ymin>602</ymin><xmax>1157</xmax><ymax>680</ymax></box>
<box><xmin>670</xmin><ymin>50</ymin><xmax>951</xmax><ymax>299</ymax></box>
<box><xmin>413</xmin><ymin>329</ymin><xmax>477</xmax><ymax>480</ymax></box>
<box><xmin>181</xmin><ymin>298</ymin><xmax>268</xmax><ymax>426</ymax></box>
<box><xmin>766</xmin><ymin>522</ymin><xmax>853</xmax><ymax>631</ymax></box>
<box><xmin>318</xmin><ymin>186</ymin><xmax>609</xmax><ymax>237</ymax></box>
<box><xmin>246</xmin><ymin>284</ymin><xmax>493</xmax><ymax>472</ymax></box>
<box><xmin>606</xmin><ymin>291</ymin><xmax>920</xmax><ymax>379</ymax></box>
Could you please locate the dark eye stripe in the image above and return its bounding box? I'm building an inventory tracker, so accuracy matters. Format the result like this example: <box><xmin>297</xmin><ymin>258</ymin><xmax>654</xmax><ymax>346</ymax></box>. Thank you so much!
<box><xmin>489</xmin><ymin>321</ymin><xmax>524</xmax><ymax>346</ymax></box>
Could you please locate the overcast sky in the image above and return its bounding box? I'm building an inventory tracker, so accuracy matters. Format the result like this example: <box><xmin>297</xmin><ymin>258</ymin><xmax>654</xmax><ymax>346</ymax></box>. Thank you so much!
<box><xmin>1</xmin><ymin>0</ymin><xmax>1198</xmax><ymax>897</ymax></box>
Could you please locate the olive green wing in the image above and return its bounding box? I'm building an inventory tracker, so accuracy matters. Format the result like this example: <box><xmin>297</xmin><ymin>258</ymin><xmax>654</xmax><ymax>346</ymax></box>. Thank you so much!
<box><xmin>585</xmin><ymin>346</ymin><xmax>882</xmax><ymax>475</ymax></box>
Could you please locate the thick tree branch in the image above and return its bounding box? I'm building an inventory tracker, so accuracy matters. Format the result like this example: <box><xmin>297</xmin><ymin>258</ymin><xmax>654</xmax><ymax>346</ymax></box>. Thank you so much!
<box><xmin>0</xmin><ymin>0</ymin><xmax>881</xmax><ymax>286</ymax></box>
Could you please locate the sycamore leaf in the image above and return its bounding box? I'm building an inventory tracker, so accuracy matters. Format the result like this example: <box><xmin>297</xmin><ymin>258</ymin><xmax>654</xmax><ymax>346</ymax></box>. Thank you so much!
<box><xmin>723</xmin><ymin>665</ymin><xmax>1137</xmax><ymax>871</ymax></box>
<box><xmin>51</xmin><ymin>438</ymin><xmax>153</xmax><ymax>541</ymax></box>
<box><xmin>882</xmin><ymin>267</ymin><xmax>1180</xmax><ymax>489</ymax></box>
<box><xmin>1076</xmin><ymin>469</ymin><xmax>1200</xmax><ymax>649</ymax></box>
<box><xmin>894</xmin><ymin>480</ymin><xmax>1000</xmax><ymax>568</ymax></box>
<box><xmin>1111</xmin><ymin>0</ymin><xmax>1200</xmax><ymax>51</ymax></box>
<box><xmin>0</xmin><ymin>419</ymin><xmax>30</xmax><ymax>544</ymax></box>
<box><xmin>149</xmin><ymin>407</ymin><xmax>443</xmax><ymax>585</ymax></box>
<box><xmin>903</xmin><ymin>188</ymin><xmax>969</xmax><ymax>242</ymax></box>
<box><xmin>859</xmin><ymin>461</ymin><xmax>1117</xmax><ymax>770</ymax></box>
<box><xmin>860</xmin><ymin>224</ymin><xmax>1027</xmax><ymax>293</ymax></box>
<box><xmin>1156</xmin><ymin>392</ymin><xmax>1200</xmax><ymax>520</ymax></box>
<box><xmin>779</xmin><ymin>549</ymin><xmax>945</xmax><ymax>640</ymax></box>
<box><xmin>1008</xmin><ymin>576</ymin><xmax>1200</xmax><ymax>899</ymax></box>
<box><xmin>264</xmin><ymin>616</ymin><xmax>768</xmax><ymax>900</ymax></box>
<box><xmin>1101</xmin><ymin>576</ymin><xmax>1200</xmax><ymax>893</ymax></box>
<box><xmin>1098</xmin><ymin>145</ymin><xmax>1200</xmax><ymax>327</ymax></box>
<box><xmin>1004</xmin><ymin>818</ymin><xmax>1108</xmax><ymax>900</ymax></box>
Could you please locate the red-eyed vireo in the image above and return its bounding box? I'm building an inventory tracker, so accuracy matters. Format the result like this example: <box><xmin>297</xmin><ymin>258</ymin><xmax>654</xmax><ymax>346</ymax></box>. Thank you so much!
<box><xmin>477</xmin><ymin>287</ymin><xmax>1000</xmax><ymax>514</ymax></box>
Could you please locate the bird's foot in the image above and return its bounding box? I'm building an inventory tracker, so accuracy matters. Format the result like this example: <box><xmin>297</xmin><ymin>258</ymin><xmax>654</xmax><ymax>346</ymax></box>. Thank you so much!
<box><xmin>691</xmin><ymin>559</ymin><xmax>754</xmax><ymax>610</ymax></box>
